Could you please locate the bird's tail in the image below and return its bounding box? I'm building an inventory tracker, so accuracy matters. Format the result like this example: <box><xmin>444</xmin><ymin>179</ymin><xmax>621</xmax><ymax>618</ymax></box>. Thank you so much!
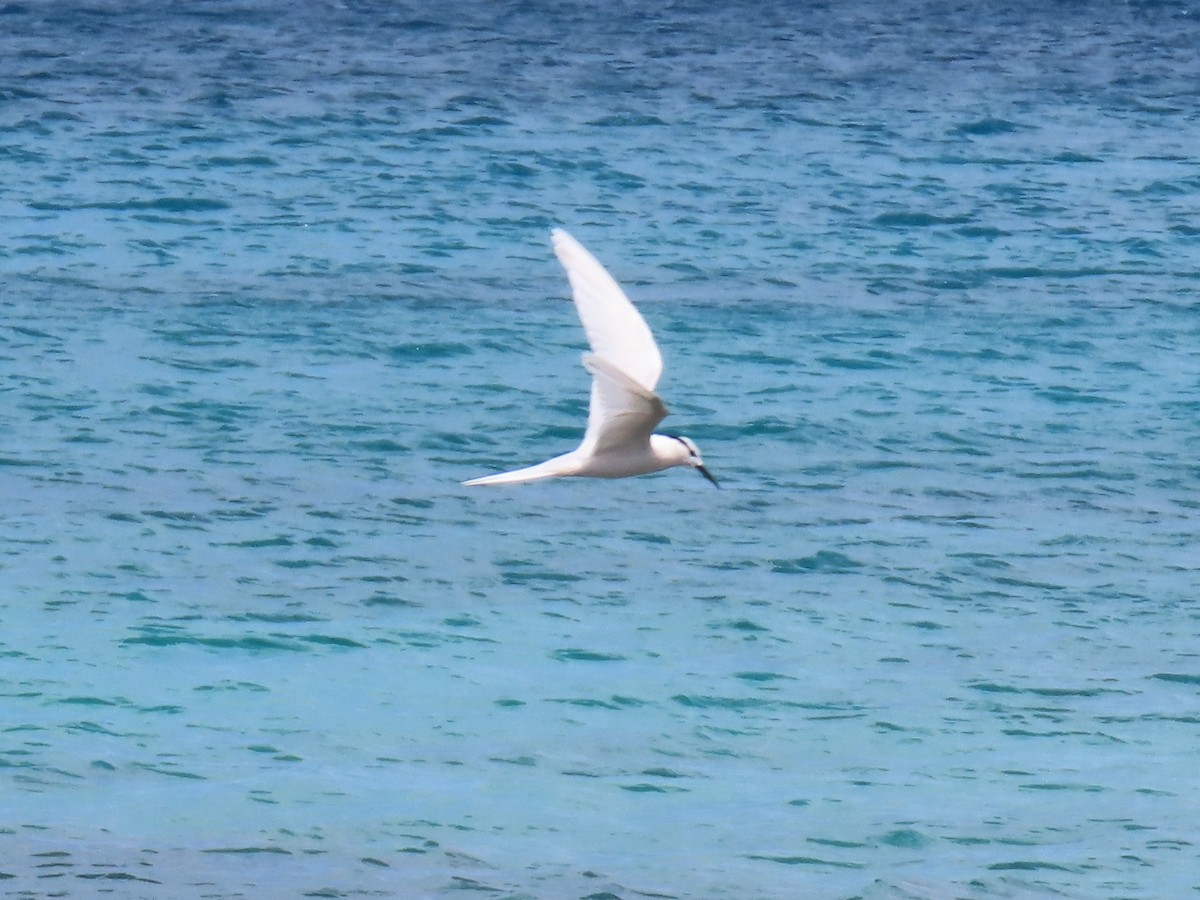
<box><xmin>462</xmin><ymin>452</ymin><xmax>580</xmax><ymax>487</ymax></box>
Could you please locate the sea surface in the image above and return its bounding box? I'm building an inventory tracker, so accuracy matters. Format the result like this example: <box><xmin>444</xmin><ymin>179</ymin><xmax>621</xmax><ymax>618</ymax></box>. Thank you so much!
<box><xmin>3</xmin><ymin>1</ymin><xmax>1200</xmax><ymax>898</ymax></box>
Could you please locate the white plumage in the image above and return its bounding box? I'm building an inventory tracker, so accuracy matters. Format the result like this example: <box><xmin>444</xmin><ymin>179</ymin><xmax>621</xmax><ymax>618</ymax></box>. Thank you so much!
<box><xmin>463</xmin><ymin>229</ymin><xmax>717</xmax><ymax>488</ymax></box>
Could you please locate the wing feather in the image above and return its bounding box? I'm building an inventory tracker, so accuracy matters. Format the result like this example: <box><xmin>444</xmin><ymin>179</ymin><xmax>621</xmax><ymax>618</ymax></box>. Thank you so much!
<box><xmin>552</xmin><ymin>228</ymin><xmax>664</xmax><ymax>392</ymax></box>
<box><xmin>579</xmin><ymin>353</ymin><xmax>667</xmax><ymax>456</ymax></box>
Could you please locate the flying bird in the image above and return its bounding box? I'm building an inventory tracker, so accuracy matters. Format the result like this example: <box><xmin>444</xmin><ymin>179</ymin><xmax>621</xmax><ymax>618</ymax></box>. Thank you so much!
<box><xmin>464</xmin><ymin>228</ymin><xmax>717</xmax><ymax>488</ymax></box>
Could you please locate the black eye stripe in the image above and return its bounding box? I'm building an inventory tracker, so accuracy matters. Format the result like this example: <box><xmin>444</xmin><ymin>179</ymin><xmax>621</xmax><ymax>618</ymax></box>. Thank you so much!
<box><xmin>665</xmin><ymin>434</ymin><xmax>698</xmax><ymax>458</ymax></box>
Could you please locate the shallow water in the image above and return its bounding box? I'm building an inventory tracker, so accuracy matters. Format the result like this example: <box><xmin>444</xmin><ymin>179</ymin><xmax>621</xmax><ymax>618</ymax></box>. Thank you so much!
<box><xmin>2</xmin><ymin>2</ymin><xmax>1200</xmax><ymax>897</ymax></box>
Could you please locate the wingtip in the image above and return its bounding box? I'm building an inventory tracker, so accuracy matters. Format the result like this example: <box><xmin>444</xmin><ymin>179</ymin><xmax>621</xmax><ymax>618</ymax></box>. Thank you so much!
<box><xmin>550</xmin><ymin>227</ymin><xmax>577</xmax><ymax>268</ymax></box>
<box><xmin>550</xmin><ymin>226</ymin><xmax>577</xmax><ymax>250</ymax></box>
<box><xmin>462</xmin><ymin>474</ymin><xmax>507</xmax><ymax>487</ymax></box>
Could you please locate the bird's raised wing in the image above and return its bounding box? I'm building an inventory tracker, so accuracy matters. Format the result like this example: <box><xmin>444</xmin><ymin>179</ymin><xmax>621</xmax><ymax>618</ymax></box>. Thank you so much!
<box><xmin>579</xmin><ymin>353</ymin><xmax>668</xmax><ymax>457</ymax></box>
<box><xmin>552</xmin><ymin>228</ymin><xmax>664</xmax><ymax>392</ymax></box>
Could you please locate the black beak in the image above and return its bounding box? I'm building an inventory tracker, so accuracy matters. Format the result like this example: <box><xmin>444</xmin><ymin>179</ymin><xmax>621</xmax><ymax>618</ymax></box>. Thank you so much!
<box><xmin>697</xmin><ymin>464</ymin><xmax>720</xmax><ymax>488</ymax></box>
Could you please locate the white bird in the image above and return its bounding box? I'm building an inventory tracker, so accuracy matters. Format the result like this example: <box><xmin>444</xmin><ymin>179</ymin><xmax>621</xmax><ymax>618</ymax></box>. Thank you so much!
<box><xmin>464</xmin><ymin>228</ymin><xmax>718</xmax><ymax>488</ymax></box>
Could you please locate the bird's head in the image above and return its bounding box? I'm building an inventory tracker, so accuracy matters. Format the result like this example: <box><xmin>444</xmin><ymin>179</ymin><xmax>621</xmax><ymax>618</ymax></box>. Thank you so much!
<box><xmin>661</xmin><ymin>434</ymin><xmax>719</xmax><ymax>488</ymax></box>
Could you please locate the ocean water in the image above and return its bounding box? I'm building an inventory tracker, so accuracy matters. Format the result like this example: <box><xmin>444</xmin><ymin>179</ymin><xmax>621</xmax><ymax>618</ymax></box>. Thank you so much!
<box><xmin>2</xmin><ymin>1</ymin><xmax>1200</xmax><ymax>897</ymax></box>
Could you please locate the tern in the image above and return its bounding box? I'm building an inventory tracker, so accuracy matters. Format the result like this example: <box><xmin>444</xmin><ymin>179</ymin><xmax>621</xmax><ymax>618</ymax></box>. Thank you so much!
<box><xmin>464</xmin><ymin>228</ymin><xmax>718</xmax><ymax>488</ymax></box>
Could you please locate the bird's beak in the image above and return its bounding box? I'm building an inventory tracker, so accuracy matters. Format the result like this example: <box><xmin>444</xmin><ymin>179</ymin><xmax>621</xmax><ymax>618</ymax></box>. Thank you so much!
<box><xmin>697</xmin><ymin>463</ymin><xmax>720</xmax><ymax>488</ymax></box>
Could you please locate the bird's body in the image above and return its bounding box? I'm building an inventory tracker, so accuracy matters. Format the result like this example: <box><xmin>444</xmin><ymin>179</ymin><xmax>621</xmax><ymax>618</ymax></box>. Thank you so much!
<box><xmin>464</xmin><ymin>229</ymin><xmax>716</xmax><ymax>488</ymax></box>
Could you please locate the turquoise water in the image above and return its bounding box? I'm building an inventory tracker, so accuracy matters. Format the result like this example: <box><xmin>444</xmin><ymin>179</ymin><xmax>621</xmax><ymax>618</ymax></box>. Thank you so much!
<box><xmin>3</xmin><ymin>2</ymin><xmax>1200</xmax><ymax>897</ymax></box>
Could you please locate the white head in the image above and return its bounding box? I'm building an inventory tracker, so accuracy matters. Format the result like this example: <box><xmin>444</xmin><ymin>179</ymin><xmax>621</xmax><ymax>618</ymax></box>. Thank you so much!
<box><xmin>653</xmin><ymin>434</ymin><xmax>719</xmax><ymax>487</ymax></box>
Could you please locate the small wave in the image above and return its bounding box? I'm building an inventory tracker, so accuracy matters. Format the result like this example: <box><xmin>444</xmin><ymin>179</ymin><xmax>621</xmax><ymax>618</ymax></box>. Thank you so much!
<box><xmin>771</xmin><ymin>551</ymin><xmax>864</xmax><ymax>574</ymax></box>
<box><xmin>28</xmin><ymin>197</ymin><xmax>231</xmax><ymax>213</ymax></box>
<box><xmin>872</xmin><ymin>211</ymin><xmax>973</xmax><ymax>228</ymax></box>
<box><xmin>746</xmin><ymin>854</ymin><xmax>864</xmax><ymax>869</ymax></box>
<box><xmin>951</xmin><ymin>117</ymin><xmax>1024</xmax><ymax>136</ymax></box>
<box><xmin>1150</xmin><ymin>673</ymin><xmax>1200</xmax><ymax>685</ymax></box>
<box><xmin>551</xmin><ymin>649</ymin><xmax>626</xmax><ymax>663</ymax></box>
<box><xmin>121</xmin><ymin>632</ymin><xmax>304</xmax><ymax>652</ymax></box>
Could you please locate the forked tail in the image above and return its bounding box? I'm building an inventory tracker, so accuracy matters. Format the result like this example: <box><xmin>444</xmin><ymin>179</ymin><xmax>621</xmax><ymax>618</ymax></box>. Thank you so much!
<box><xmin>462</xmin><ymin>452</ymin><xmax>581</xmax><ymax>487</ymax></box>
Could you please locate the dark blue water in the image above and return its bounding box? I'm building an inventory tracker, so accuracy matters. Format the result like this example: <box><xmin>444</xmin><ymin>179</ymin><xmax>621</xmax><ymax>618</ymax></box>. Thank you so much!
<box><xmin>3</xmin><ymin>2</ymin><xmax>1199</xmax><ymax>897</ymax></box>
